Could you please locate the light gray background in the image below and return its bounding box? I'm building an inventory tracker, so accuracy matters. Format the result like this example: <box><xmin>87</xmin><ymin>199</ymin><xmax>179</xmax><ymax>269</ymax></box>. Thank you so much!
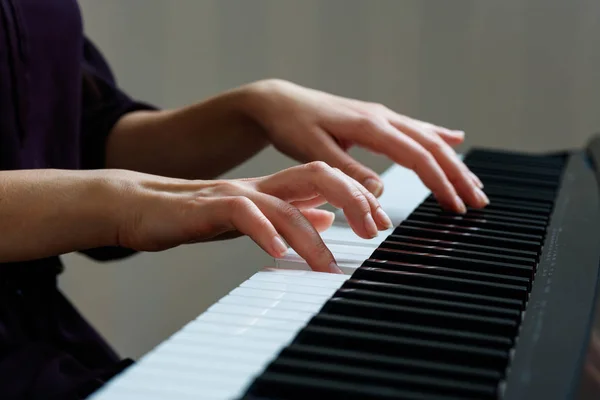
<box><xmin>61</xmin><ymin>0</ymin><xmax>600</xmax><ymax>359</ymax></box>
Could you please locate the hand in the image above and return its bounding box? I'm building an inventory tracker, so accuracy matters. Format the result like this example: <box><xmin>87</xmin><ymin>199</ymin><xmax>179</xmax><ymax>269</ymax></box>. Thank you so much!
<box><xmin>113</xmin><ymin>162</ymin><xmax>392</xmax><ymax>273</ymax></box>
<box><xmin>242</xmin><ymin>79</ymin><xmax>488</xmax><ymax>214</ymax></box>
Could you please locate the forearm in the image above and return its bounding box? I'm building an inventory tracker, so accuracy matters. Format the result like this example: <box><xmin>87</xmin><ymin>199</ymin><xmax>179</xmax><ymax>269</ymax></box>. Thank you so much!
<box><xmin>105</xmin><ymin>84</ymin><xmax>269</xmax><ymax>179</ymax></box>
<box><xmin>0</xmin><ymin>169</ymin><xmax>118</xmax><ymax>262</ymax></box>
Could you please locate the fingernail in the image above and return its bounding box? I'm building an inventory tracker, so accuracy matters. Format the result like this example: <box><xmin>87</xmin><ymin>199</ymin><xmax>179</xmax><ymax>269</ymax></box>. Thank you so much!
<box><xmin>329</xmin><ymin>262</ymin><xmax>343</xmax><ymax>274</ymax></box>
<box><xmin>453</xmin><ymin>130</ymin><xmax>465</xmax><ymax>138</ymax></box>
<box><xmin>476</xmin><ymin>188</ymin><xmax>490</xmax><ymax>206</ymax></box>
<box><xmin>363</xmin><ymin>178</ymin><xmax>383</xmax><ymax>197</ymax></box>
<box><xmin>272</xmin><ymin>236</ymin><xmax>288</xmax><ymax>256</ymax></box>
<box><xmin>375</xmin><ymin>207</ymin><xmax>393</xmax><ymax>229</ymax></box>
<box><xmin>364</xmin><ymin>213</ymin><xmax>378</xmax><ymax>238</ymax></box>
<box><xmin>471</xmin><ymin>172</ymin><xmax>484</xmax><ymax>188</ymax></box>
<box><xmin>455</xmin><ymin>196</ymin><xmax>467</xmax><ymax>214</ymax></box>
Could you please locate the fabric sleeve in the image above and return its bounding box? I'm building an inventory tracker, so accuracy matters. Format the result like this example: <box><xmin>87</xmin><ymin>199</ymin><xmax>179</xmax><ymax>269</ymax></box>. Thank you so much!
<box><xmin>78</xmin><ymin>37</ymin><xmax>157</xmax><ymax>262</ymax></box>
<box><xmin>79</xmin><ymin>37</ymin><xmax>157</xmax><ymax>170</ymax></box>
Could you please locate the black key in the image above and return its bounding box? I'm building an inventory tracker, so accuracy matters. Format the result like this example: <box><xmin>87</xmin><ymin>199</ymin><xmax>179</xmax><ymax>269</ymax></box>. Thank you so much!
<box><xmin>473</xmin><ymin>172</ymin><xmax>559</xmax><ymax>190</ymax></box>
<box><xmin>352</xmin><ymin>267</ymin><xmax>529</xmax><ymax>300</ymax></box>
<box><xmin>368</xmin><ymin>249</ymin><xmax>533</xmax><ymax>280</ymax></box>
<box><xmin>331</xmin><ymin>288</ymin><xmax>520</xmax><ymax>321</ymax></box>
<box><xmin>424</xmin><ymin>196</ymin><xmax>552</xmax><ymax>216</ymax></box>
<box><xmin>281</xmin><ymin>343</ymin><xmax>503</xmax><ymax>382</ymax></box>
<box><xmin>394</xmin><ymin>224</ymin><xmax>541</xmax><ymax>252</ymax></box>
<box><xmin>387</xmin><ymin>234</ymin><xmax>539</xmax><ymax>260</ymax></box>
<box><xmin>295</xmin><ymin>325</ymin><xmax>511</xmax><ymax>368</ymax></box>
<box><xmin>409</xmin><ymin>211</ymin><xmax>546</xmax><ymax>235</ymax></box>
<box><xmin>320</xmin><ymin>298</ymin><xmax>518</xmax><ymax>336</ymax></box>
<box><xmin>266</xmin><ymin>357</ymin><xmax>498</xmax><ymax>399</ymax></box>
<box><xmin>482</xmin><ymin>185</ymin><xmax>556</xmax><ymax>204</ymax></box>
<box><xmin>401</xmin><ymin>220</ymin><xmax>544</xmax><ymax>242</ymax></box>
<box><xmin>380</xmin><ymin>239</ymin><xmax>536</xmax><ymax>267</ymax></box>
<box><xmin>343</xmin><ymin>279</ymin><xmax>524</xmax><ymax>309</ymax></box>
<box><xmin>468</xmin><ymin>164</ymin><xmax>564</xmax><ymax>180</ymax></box>
<box><xmin>247</xmin><ymin>372</ymin><xmax>468</xmax><ymax>400</ymax></box>
<box><xmin>417</xmin><ymin>204</ymin><xmax>549</xmax><ymax>226</ymax></box>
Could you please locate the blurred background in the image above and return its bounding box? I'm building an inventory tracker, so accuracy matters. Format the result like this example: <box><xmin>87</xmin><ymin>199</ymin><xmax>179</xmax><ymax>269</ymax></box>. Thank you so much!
<box><xmin>61</xmin><ymin>0</ymin><xmax>600</xmax><ymax>359</ymax></box>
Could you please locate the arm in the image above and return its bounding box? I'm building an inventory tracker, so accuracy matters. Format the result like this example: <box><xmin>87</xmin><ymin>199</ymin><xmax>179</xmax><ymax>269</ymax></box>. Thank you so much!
<box><xmin>0</xmin><ymin>169</ymin><xmax>118</xmax><ymax>263</ymax></box>
<box><xmin>105</xmin><ymin>84</ymin><xmax>269</xmax><ymax>180</ymax></box>
<box><xmin>0</xmin><ymin>164</ymin><xmax>391</xmax><ymax>272</ymax></box>
<box><xmin>105</xmin><ymin>79</ymin><xmax>488</xmax><ymax>214</ymax></box>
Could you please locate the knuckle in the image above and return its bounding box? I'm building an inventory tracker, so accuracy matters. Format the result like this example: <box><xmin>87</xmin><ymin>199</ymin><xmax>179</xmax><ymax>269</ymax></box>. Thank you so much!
<box><xmin>369</xmin><ymin>102</ymin><xmax>389</xmax><ymax>113</ymax></box>
<box><xmin>411</xmin><ymin>147</ymin><xmax>434</xmax><ymax>168</ymax></box>
<box><xmin>215</xmin><ymin>180</ymin><xmax>247</xmax><ymax>196</ymax></box>
<box><xmin>227</xmin><ymin>196</ymin><xmax>254</xmax><ymax>215</ymax></box>
<box><xmin>340</xmin><ymin>161</ymin><xmax>362</xmax><ymax>177</ymax></box>
<box><xmin>349</xmin><ymin>190</ymin><xmax>370</xmax><ymax>212</ymax></box>
<box><xmin>426</xmin><ymin>137</ymin><xmax>446</xmax><ymax>153</ymax></box>
<box><xmin>354</xmin><ymin>115</ymin><xmax>381</xmax><ymax>132</ymax></box>
<box><xmin>278</xmin><ymin>203</ymin><xmax>304</xmax><ymax>224</ymax></box>
<box><xmin>305</xmin><ymin>160</ymin><xmax>331</xmax><ymax>174</ymax></box>
<box><xmin>312</xmin><ymin>238</ymin><xmax>332</xmax><ymax>258</ymax></box>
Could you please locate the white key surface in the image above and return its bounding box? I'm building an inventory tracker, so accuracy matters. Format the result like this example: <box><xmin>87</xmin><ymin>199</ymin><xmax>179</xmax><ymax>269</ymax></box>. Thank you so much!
<box><xmin>89</xmin><ymin>268</ymin><xmax>349</xmax><ymax>400</ymax></box>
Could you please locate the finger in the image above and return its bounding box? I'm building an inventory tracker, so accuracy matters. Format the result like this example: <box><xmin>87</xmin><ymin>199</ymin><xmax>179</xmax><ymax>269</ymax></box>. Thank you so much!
<box><xmin>388</xmin><ymin>117</ymin><xmax>488</xmax><ymax>209</ymax></box>
<box><xmin>251</xmin><ymin>193</ymin><xmax>342</xmax><ymax>273</ymax></box>
<box><xmin>256</xmin><ymin>162</ymin><xmax>389</xmax><ymax>239</ymax></box>
<box><xmin>470</xmin><ymin>170</ymin><xmax>484</xmax><ymax>188</ymax></box>
<box><xmin>331</xmin><ymin>167</ymin><xmax>393</xmax><ymax>230</ymax></box>
<box><xmin>207</xmin><ymin>196</ymin><xmax>289</xmax><ymax>258</ymax></box>
<box><xmin>308</xmin><ymin>130</ymin><xmax>384</xmax><ymax>197</ymax></box>
<box><xmin>300</xmin><ymin>209</ymin><xmax>335</xmax><ymax>232</ymax></box>
<box><xmin>291</xmin><ymin>195</ymin><xmax>327</xmax><ymax>209</ymax></box>
<box><xmin>415</xmin><ymin>120</ymin><xmax>465</xmax><ymax>147</ymax></box>
<box><xmin>336</xmin><ymin>115</ymin><xmax>466</xmax><ymax>213</ymax></box>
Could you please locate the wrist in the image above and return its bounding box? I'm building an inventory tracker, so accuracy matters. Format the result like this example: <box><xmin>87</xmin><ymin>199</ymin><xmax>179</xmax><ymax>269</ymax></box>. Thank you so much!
<box><xmin>75</xmin><ymin>169</ymin><xmax>133</xmax><ymax>249</ymax></box>
<box><xmin>235</xmin><ymin>79</ymin><xmax>291</xmax><ymax>129</ymax></box>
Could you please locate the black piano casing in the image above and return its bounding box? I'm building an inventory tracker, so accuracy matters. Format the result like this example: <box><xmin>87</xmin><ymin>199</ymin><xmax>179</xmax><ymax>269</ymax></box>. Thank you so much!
<box><xmin>504</xmin><ymin>135</ymin><xmax>600</xmax><ymax>400</ymax></box>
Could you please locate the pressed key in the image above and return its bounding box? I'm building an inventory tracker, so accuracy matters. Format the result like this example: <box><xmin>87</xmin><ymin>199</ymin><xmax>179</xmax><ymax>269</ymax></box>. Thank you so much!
<box><xmin>352</xmin><ymin>267</ymin><xmax>529</xmax><ymax>300</ymax></box>
<box><xmin>380</xmin><ymin>239</ymin><xmax>537</xmax><ymax>267</ymax></box>
<box><xmin>408</xmin><ymin>211</ymin><xmax>546</xmax><ymax>235</ymax></box>
<box><xmin>281</xmin><ymin>343</ymin><xmax>503</xmax><ymax>382</ymax></box>
<box><xmin>369</xmin><ymin>248</ymin><xmax>533</xmax><ymax>279</ymax></box>
<box><xmin>246</xmin><ymin>372</ymin><xmax>468</xmax><ymax>400</ymax></box>
<box><xmin>295</xmin><ymin>325</ymin><xmax>511</xmax><ymax>368</ymax></box>
<box><xmin>320</xmin><ymin>297</ymin><xmax>518</xmax><ymax>336</ymax></box>
<box><xmin>309</xmin><ymin>313</ymin><xmax>512</xmax><ymax>349</ymax></box>
<box><xmin>394</xmin><ymin>225</ymin><xmax>542</xmax><ymax>252</ymax></box>
<box><xmin>402</xmin><ymin>220</ymin><xmax>544</xmax><ymax>242</ymax></box>
<box><xmin>333</xmin><ymin>287</ymin><xmax>520</xmax><ymax>320</ymax></box>
<box><xmin>387</xmin><ymin>234</ymin><xmax>539</xmax><ymax>260</ymax></box>
<box><xmin>266</xmin><ymin>358</ymin><xmax>498</xmax><ymax>399</ymax></box>
<box><xmin>343</xmin><ymin>279</ymin><xmax>524</xmax><ymax>309</ymax></box>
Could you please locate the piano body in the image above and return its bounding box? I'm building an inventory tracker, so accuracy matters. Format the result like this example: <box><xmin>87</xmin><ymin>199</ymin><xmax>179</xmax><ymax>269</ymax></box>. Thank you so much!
<box><xmin>89</xmin><ymin>135</ymin><xmax>600</xmax><ymax>400</ymax></box>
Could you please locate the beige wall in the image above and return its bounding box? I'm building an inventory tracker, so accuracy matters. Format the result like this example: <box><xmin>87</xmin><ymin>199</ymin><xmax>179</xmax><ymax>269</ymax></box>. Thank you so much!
<box><xmin>61</xmin><ymin>0</ymin><xmax>600</xmax><ymax>359</ymax></box>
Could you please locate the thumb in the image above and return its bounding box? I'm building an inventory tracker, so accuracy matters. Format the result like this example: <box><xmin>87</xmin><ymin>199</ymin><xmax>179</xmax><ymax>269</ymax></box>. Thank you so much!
<box><xmin>311</xmin><ymin>132</ymin><xmax>384</xmax><ymax>197</ymax></box>
<box><xmin>300</xmin><ymin>209</ymin><xmax>335</xmax><ymax>232</ymax></box>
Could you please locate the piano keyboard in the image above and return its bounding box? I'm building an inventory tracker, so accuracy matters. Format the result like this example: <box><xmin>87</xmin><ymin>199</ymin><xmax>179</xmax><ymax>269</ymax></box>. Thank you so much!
<box><xmin>90</xmin><ymin>139</ymin><xmax>600</xmax><ymax>400</ymax></box>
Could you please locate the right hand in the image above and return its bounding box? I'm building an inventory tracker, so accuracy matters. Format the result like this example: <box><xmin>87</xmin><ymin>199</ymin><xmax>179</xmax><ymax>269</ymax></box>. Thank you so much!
<box><xmin>111</xmin><ymin>162</ymin><xmax>393</xmax><ymax>273</ymax></box>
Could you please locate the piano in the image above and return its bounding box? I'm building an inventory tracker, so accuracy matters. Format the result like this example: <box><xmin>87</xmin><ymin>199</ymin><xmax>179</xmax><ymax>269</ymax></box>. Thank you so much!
<box><xmin>89</xmin><ymin>135</ymin><xmax>600</xmax><ymax>400</ymax></box>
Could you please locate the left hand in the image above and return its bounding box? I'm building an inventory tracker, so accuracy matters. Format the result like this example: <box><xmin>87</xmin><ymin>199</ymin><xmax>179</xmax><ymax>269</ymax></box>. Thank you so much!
<box><xmin>242</xmin><ymin>79</ymin><xmax>487</xmax><ymax>214</ymax></box>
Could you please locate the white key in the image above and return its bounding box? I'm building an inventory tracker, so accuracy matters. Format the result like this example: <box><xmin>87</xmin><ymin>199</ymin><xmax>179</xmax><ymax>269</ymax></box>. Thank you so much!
<box><xmin>227</xmin><ymin>286</ymin><xmax>329</xmax><ymax>304</ymax></box>
<box><xmin>218</xmin><ymin>294</ymin><xmax>324</xmax><ymax>313</ymax></box>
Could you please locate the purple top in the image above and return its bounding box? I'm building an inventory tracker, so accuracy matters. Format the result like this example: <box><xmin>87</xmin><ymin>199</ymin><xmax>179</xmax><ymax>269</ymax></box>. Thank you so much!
<box><xmin>1</xmin><ymin>2</ymin><xmax>156</xmax><ymax>396</ymax></box>
<box><xmin>1</xmin><ymin>0</ymin><xmax>154</xmax><ymax>266</ymax></box>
